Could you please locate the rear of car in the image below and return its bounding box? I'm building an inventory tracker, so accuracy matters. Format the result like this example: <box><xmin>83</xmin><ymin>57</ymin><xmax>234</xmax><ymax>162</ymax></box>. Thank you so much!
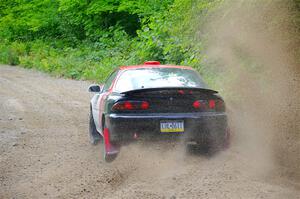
<box><xmin>104</xmin><ymin>66</ymin><xmax>228</xmax><ymax>149</ymax></box>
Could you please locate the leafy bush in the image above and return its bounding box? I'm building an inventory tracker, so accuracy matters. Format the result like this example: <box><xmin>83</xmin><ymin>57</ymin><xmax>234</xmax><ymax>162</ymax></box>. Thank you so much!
<box><xmin>0</xmin><ymin>0</ymin><xmax>222</xmax><ymax>85</ymax></box>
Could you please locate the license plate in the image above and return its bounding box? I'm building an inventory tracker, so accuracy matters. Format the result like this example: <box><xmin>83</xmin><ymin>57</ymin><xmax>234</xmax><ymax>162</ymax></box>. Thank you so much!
<box><xmin>160</xmin><ymin>120</ymin><xmax>184</xmax><ymax>133</ymax></box>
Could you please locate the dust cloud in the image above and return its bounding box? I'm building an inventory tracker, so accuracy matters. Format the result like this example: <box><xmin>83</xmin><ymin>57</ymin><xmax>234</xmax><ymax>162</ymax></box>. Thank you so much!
<box><xmin>203</xmin><ymin>0</ymin><xmax>300</xmax><ymax>181</ymax></box>
<box><xmin>111</xmin><ymin>0</ymin><xmax>300</xmax><ymax>187</ymax></box>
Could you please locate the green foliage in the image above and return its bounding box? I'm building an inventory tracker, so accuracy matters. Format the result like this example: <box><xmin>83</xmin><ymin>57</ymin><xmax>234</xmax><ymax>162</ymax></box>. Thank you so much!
<box><xmin>0</xmin><ymin>0</ymin><xmax>60</xmax><ymax>41</ymax></box>
<box><xmin>0</xmin><ymin>0</ymin><xmax>223</xmax><ymax>86</ymax></box>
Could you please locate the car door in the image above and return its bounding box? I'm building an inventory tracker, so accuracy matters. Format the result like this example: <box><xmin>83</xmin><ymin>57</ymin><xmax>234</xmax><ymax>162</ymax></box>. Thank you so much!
<box><xmin>96</xmin><ymin>70</ymin><xmax>119</xmax><ymax>134</ymax></box>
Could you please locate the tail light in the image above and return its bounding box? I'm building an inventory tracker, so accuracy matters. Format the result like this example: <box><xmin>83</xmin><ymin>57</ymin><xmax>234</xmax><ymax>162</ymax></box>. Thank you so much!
<box><xmin>193</xmin><ymin>100</ymin><xmax>207</xmax><ymax>109</ymax></box>
<box><xmin>209</xmin><ymin>100</ymin><xmax>216</xmax><ymax>109</ymax></box>
<box><xmin>193</xmin><ymin>100</ymin><xmax>201</xmax><ymax>109</ymax></box>
<box><xmin>216</xmin><ymin>99</ymin><xmax>225</xmax><ymax>111</ymax></box>
<box><xmin>140</xmin><ymin>101</ymin><xmax>150</xmax><ymax>110</ymax></box>
<box><xmin>178</xmin><ymin>90</ymin><xmax>185</xmax><ymax>95</ymax></box>
<box><xmin>112</xmin><ymin>101</ymin><xmax>150</xmax><ymax>111</ymax></box>
<box><xmin>193</xmin><ymin>99</ymin><xmax>225</xmax><ymax>111</ymax></box>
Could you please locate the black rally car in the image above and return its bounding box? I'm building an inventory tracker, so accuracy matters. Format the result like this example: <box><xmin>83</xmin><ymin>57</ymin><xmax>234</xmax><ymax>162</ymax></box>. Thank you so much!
<box><xmin>88</xmin><ymin>61</ymin><xmax>229</xmax><ymax>161</ymax></box>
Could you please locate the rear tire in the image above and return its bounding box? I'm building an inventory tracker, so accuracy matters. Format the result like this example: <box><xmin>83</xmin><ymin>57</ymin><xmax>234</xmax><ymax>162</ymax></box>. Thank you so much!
<box><xmin>89</xmin><ymin>106</ymin><xmax>101</xmax><ymax>145</ymax></box>
<box><xmin>186</xmin><ymin>134</ymin><xmax>226</xmax><ymax>156</ymax></box>
<box><xmin>222</xmin><ymin>127</ymin><xmax>231</xmax><ymax>150</ymax></box>
<box><xmin>206</xmin><ymin>138</ymin><xmax>221</xmax><ymax>155</ymax></box>
<box><xmin>205</xmin><ymin>131</ymin><xmax>230</xmax><ymax>154</ymax></box>
<box><xmin>186</xmin><ymin>142</ymin><xmax>210</xmax><ymax>155</ymax></box>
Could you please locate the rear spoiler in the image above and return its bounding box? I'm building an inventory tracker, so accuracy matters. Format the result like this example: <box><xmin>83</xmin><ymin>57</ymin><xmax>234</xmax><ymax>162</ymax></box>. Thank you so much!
<box><xmin>121</xmin><ymin>87</ymin><xmax>218</xmax><ymax>95</ymax></box>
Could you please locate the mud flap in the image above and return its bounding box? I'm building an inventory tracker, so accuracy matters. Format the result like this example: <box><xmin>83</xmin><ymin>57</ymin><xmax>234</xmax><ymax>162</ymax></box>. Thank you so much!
<box><xmin>103</xmin><ymin>127</ymin><xmax>119</xmax><ymax>162</ymax></box>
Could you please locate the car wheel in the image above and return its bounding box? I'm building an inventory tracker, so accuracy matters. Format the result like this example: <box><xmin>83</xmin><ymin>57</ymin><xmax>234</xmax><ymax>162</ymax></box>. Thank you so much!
<box><xmin>205</xmin><ymin>133</ymin><xmax>228</xmax><ymax>154</ymax></box>
<box><xmin>186</xmin><ymin>136</ymin><xmax>223</xmax><ymax>156</ymax></box>
<box><xmin>186</xmin><ymin>142</ymin><xmax>209</xmax><ymax>155</ymax></box>
<box><xmin>89</xmin><ymin>106</ymin><xmax>101</xmax><ymax>145</ymax></box>
<box><xmin>222</xmin><ymin>127</ymin><xmax>231</xmax><ymax>150</ymax></box>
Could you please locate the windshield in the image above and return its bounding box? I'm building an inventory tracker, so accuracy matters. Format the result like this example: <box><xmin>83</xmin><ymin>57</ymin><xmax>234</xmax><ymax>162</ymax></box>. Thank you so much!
<box><xmin>114</xmin><ymin>68</ymin><xmax>207</xmax><ymax>93</ymax></box>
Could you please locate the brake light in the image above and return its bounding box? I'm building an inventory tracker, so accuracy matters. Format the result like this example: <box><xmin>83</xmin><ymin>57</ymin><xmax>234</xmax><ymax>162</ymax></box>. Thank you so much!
<box><xmin>112</xmin><ymin>101</ymin><xmax>150</xmax><ymax>111</ymax></box>
<box><xmin>193</xmin><ymin>100</ymin><xmax>201</xmax><ymax>109</ymax></box>
<box><xmin>216</xmin><ymin>99</ymin><xmax>225</xmax><ymax>111</ymax></box>
<box><xmin>193</xmin><ymin>99</ymin><xmax>224</xmax><ymax>111</ymax></box>
<box><xmin>209</xmin><ymin>100</ymin><xmax>216</xmax><ymax>109</ymax></box>
<box><xmin>124</xmin><ymin>101</ymin><xmax>133</xmax><ymax>110</ymax></box>
<box><xmin>178</xmin><ymin>90</ymin><xmax>185</xmax><ymax>95</ymax></box>
<box><xmin>141</xmin><ymin>101</ymin><xmax>149</xmax><ymax>110</ymax></box>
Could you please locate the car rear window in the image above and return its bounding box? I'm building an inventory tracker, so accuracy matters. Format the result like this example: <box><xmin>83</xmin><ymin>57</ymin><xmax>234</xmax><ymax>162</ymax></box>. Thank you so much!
<box><xmin>114</xmin><ymin>68</ymin><xmax>207</xmax><ymax>93</ymax></box>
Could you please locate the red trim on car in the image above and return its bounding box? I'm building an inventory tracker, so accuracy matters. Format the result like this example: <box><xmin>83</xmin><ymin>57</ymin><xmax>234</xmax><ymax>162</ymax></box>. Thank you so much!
<box><xmin>119</xmin><ymin>64</ymin><xmax>194</xmax><ymax>70</ymax></box>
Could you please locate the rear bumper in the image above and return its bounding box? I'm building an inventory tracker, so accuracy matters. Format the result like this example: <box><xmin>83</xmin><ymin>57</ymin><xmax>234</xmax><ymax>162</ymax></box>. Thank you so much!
<box><xmin>105</xmin><ymin>112</ymin><xmax>228</xmax><ymax>143</ymax></box>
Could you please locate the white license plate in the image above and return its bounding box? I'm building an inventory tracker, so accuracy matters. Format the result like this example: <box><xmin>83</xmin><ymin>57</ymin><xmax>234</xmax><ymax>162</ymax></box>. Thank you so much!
<box><xmin>160</xmin><ymin>121</ymin><xmax>184</xmax><ymax>133</ymax></box>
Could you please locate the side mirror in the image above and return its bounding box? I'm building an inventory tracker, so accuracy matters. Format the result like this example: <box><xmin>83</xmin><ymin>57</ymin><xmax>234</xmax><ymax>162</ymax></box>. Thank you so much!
<box><xmin>88</xmin><ymin>84</ymin><xmax>102</xmax><ymax>92</ymax></box>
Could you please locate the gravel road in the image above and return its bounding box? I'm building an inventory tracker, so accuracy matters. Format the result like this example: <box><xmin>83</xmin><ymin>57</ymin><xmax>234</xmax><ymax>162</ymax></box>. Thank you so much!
<box><xmin>1</xmin><ymin>65</ymin><xmax>299</xmax><ymax>199</ymax></box>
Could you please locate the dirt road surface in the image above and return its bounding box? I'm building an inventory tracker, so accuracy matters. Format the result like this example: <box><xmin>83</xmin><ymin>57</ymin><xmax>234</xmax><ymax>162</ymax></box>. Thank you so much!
<box><xmin>1</xmin><ymin>65</ymin><xmax>299</xmax><ymax>199</ymax></box>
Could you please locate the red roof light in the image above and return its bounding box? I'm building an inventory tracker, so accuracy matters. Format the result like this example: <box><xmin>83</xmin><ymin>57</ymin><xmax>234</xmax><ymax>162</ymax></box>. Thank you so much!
<box><xmin>144</xmin><ymin>61</ymin><xmax>160</xmax><ymax>65</ymax></box>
